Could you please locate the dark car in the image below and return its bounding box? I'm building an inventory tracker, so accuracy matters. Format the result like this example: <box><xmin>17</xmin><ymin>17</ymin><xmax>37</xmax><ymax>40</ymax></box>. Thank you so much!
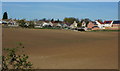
<box><xmin>77</xmin><ymin>28</ymin><xmax>85</xmax><ymax>31</ymax></box>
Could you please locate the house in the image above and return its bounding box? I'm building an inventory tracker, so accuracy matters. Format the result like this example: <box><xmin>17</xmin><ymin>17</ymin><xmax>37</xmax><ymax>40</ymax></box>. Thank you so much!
<box><xmin>7</xmin><ymin>20</ymin><xmax>19</xmax><ymax>27</ymax></box>
<box><xmin>112</xmin><ymin>21</ymin><xmax>120</xmax><ymax>27</ymax></box>
<box><xmin>42</xmin><ymin>22</ymin><xmax>53</xmax><ymax>27</ymax></box>
<box><xmin>51</xmin><ymin>21</ymin><xmax>62</xmax><ymax>28</ymax></box>
<box><xmin>104</xmin><ymin>21</ymin><xmax>113</xmax><ymax>28</ymax></box>
<box><xmin>2</xmin><ymin>19</ymin><xmax>19</xmax><ymax>27</ymax></box>
<box><xmin>111</xmin><ymin>21</ymin><xmax>120</xmax><ymax>30</ymax></box>
<box><xmin>81</xmin><ymin>21</ymin><xmax>87</xmax><ymax>28</ymax></box>
<box><xmin>92</xmin><ymin>26</ymin><xmax>100</xmax><ymax>30</ymax></box>
<box><xmin>95</xmin><ymin>20</ymin><xmax>113</xmax><ymax>29</ymax></box>
<box><xmin>34</xmin><ymin>21</ymin><xmax>43</xmax><ymax>28</ymax></box>
<box><xmin>53</xmin><ymin>23</ymin><xmax>62</xmax><ymax>28</ymax></box>
<box><xmin>62</xmin><ymin>23</ymin><xmax>69</xmax><ymax>28</ymax></box>
<box><xmin>25</xmin><ymin>23</ymin><xmax>29</xmax><ymax>27</ymax></box>
<box><xmin>2</xmin><ymin>21</ymin><xmax>8</xmax><ymax>25</ymax></box>
<box><xmin>56</xmin><ymin>23</ymin><xmax>62</xmax><ymax>28</ymax></box>
<box><xmin>0</xmin><ymin>20</ymin><xmax>2</xmax><ymax>24</ymax></box>
<box><xmin>87</xmin><ymin>21</ymin><xmax>99</xmax><ymax>30</ymax></box>
<box><xmin>47</xmin><ymin>22</ymin><xmax>53</xmax><ymax>27</ymax></box>
<box><xmin>34</xmin><ymin>23</ymin><xmax>42</xmax><ymax>28</ymax></box>
<box><xmin>70</xmin><ymin>21</ymin><xmax>78</xmax><ymax>29</ymax></box>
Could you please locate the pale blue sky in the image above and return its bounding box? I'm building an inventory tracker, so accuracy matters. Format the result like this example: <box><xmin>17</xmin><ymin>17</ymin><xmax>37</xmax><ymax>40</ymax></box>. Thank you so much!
<box><xmin>2</xmin><ymin>0</ymin><xmax>120</xmax><ymax>2</ymax></box>
<box><xmin>2</xmin><ymin>2</ymin><xmax>118</xmax><ymax>21</ymax></box>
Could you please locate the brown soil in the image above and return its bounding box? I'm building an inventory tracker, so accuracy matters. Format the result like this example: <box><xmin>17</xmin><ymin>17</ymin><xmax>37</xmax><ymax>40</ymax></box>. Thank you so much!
<box><xmin>2</xmin><ymin>28</ymin><xmax>118</xmax><ymax>69</ymax></box>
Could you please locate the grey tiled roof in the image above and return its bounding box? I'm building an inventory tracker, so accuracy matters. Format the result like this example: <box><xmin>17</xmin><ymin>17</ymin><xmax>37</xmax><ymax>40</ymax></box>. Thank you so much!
<box><xmin>113</xmin><ymin>21</ymin><xmax>120</xmax><ymax>24</ymax></box>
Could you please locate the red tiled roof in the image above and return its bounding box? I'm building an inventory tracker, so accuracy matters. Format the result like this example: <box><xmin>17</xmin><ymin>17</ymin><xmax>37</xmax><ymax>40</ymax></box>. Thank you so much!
<box><xmin>98</xmin><ymin>21</ymin><xmax>112</xmax><ymax>24</ymax></box>
<box><xmin>104</xmin><ymin>21</ymin><xmax>112</xmax><ymax>24</ymax></box>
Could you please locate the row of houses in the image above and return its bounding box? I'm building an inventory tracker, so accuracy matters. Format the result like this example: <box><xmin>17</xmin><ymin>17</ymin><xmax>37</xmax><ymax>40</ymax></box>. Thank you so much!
<box><xmin>1</xmin><ymin>19</ymin><xmax>19</xmax><ymax>27</ymax></box>
<box><xmin>32</xmin><ymin>20</ymin><xmax>120</xmax><ymax>30</ymax></box>
<box><xmin>1</xmin><ymin>19</ymin><xmax>120</xmax><ymax>31</ymax></box>
<box><xmin>84</xmin><ymin>20</ymin><xmax>120</xmax><ymax>30</ymax></box>
<box><xmin>34</xmin><ymin>21</ymin><xmax>68</xmax><ymax>28</ymax></box>
<box><xmin>0</xmin><ymin>19</ymin><xmax>68</xmax><ymax>28</ymax></box>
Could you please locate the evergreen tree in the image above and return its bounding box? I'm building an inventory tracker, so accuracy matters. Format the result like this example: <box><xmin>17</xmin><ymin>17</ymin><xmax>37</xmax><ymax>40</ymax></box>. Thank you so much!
<box><xmin>3</xmin><ymin>12</ymin><xmax>8</xmax><ymax>19</ymax></box>
<box><xmin>51</xmin><ymin>18</ymin><xmax>54</xmax><ymax>22</ymax></box>
<box><xmin>57</xmin><ymin>19</ymin><xmax>60</xmax><ymax>22</ymax></box>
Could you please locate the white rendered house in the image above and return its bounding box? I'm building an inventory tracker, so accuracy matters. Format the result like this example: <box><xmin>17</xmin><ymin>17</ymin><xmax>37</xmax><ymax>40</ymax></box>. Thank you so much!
<box><xmin>70</xmin><ymin>21</ymin><xmax>78</xmax><ymax>28</ymax></box>
<box><xmin>95</xmin><ymin>20</ymin><xmax>113</xmax><ymax>29</ymax></box>
<box><xmin>81</xmin><ymin>21</ymin><xmax>86</xmax><ymax>27</ymax></box>
<box><xmin>42</xmin><ymin>22</ymin><xmax>53</xmax><ymax>27</ymax></box>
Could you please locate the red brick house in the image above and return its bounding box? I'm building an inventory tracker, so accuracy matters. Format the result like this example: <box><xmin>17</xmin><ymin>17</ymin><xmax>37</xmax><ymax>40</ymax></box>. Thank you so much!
<box><xmin>87</xmin><ymin>22</ymin><xmax>94</xmax><ymax>29</ymax></box>
<box><xmin>111</xmin><ymin>21</ymin><xmax>120</xmax><ymax>30</ymax></box>
<box><xmin>112</xmin><ymin>21</ymin><xmax>120</xmax><ymax>27</ymax></box>
<box><xmin>87</xmin><ymin>21</ymin><xmax>99</xmax><ymax>30</ymax></box>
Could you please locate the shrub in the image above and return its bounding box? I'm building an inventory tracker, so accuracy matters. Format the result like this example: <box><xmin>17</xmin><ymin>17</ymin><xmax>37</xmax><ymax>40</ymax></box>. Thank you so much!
<box><xmin>2</xmin><ymin>43</ymin><xmax>33</xmax><ymax>70</ymax></box>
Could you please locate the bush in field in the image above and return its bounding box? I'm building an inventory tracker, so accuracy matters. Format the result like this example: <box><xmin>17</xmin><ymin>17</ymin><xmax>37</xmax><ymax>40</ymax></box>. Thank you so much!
<box><xmin>2</xmin><ymin>43</ymin><xmax>33</xmax><ymax>70</ymax></box>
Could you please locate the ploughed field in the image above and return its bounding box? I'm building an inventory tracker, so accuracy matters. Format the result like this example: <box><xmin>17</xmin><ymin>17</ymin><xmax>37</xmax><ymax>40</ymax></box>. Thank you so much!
<box><xmin>2</xmin><ymin>28</ymin><xmax>118</xmax><ymax>69</ymax></box>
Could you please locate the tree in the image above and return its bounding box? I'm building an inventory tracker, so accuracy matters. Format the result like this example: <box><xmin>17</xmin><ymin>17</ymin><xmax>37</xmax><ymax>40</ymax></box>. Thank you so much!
<box><xmin>97</xmin><ymin>19</ymin><xmax>103</xmax><ymax>23</ymax></box>
<box><xmin>63</xmin><ymin>17</ymin><xmax>79</xmax><ymax>25</ymax></box>
<box><xmin>77</xmin><ymin>22</ymin><xmax>82</xmax><ymax>27</ymax></box>
<box><xmin>17</xmin><ymin>19</ymin><xmax>26</xmax><ymax>28</ymax></box>
<box><xmin>42</xmin><ymin>18</ymin><xmax>46</xmax><ymax>21</ymax></box>
<box><xmin>57</xmin><ymin>19</ymin><xmax>60</xmax><ymax>22</ymax></box>
<box><xmin>3</xmin><ymin>12</ymin><xmax>8</xmax><ymax>19</ymax></box>
<box><xmin>28</xmin><ymin>21</ymin><xmax>35</xmax><ymax>28</ymax></box>
<box><xmin>80</xmin><ymin>18</ymin><xmax>91</xmax><ymax>27</ymax></box>
<box><xmin>51</xmin><ymin>18</ymin><xmax>54</xmax><ymax>22</ymax></box>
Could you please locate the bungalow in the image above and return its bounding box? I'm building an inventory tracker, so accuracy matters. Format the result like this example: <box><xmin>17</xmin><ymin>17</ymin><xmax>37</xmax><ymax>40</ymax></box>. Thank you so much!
<box><xmin>34</xmin><ymin>21</ymin><xmax>43</xmax><ymax>28</ymax></box>
<box><xmin>70</xmin><ymin>21</ymin><xmax>78</xmax><ymax>29</ymax></box>
<box><xmin>42</xmin><ymin>22</ymin><xmax>53</xmax><ymax>27</ymax></box>
<box><xmin>56</xmin><ymin>23</ymin><xmax>62</xmax><ymax>28</ymax></box>
<box><xmin>54</xmin><ymin>23</ymin><xmax>62</xmax><ymax>28</ymax></box>
<box><xmin>62</xmin><ymin>23</ymin><xmax>69</xmax><ymax>28</ymax></box>
<box><xmin>2</xmin><ymin>21</ymin><xmax>7</xmax><ymax>25</ymax></box>
<box><xmin>7</xmin><ymin>20</ymin><xmax>19</xmax><ymax>27</ymax></box>
<box><xmin>95</xmin><ymin>20</ymin><xmax>113</xmax><ymax>29</ymax></box>
<box><xmin>34</xmin><ymin>24</ymin><xmax>42</xmax><ymax>28</ymax></box>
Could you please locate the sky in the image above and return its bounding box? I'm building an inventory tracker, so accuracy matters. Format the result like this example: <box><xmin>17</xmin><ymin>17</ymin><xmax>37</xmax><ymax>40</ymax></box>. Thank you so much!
<box><xmin>1</xmin><ymin>0</ymin><xmax>120</xmax><ymax>2</ymax></box>
<box><xmin>2</xmin><ymin>2</ymin><xmax>119</xmax><ymax>21</ymax></box>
